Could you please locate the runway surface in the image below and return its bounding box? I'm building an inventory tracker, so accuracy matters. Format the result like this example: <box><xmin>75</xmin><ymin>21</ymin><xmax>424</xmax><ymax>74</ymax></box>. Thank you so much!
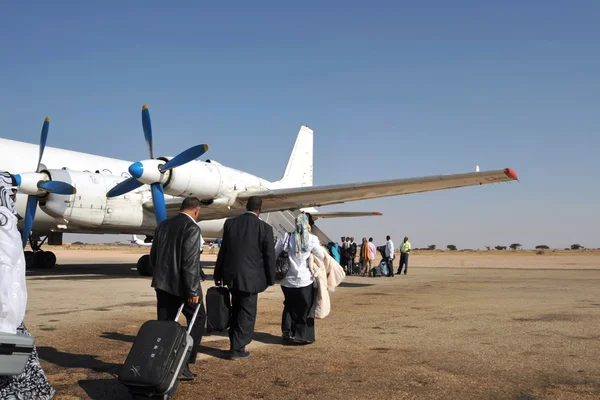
<box><xmin>24</xmin><ymin>248</ymin><xmax>600</xmax><ymax>399</ymax></box>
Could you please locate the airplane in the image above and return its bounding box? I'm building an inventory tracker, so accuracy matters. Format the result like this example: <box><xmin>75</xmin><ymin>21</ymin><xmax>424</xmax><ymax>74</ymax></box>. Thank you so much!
<box><xmin>1</xmin><ymin>105</ymin><xmax>518</xmax><ymax>274</ymax></box>
<box><xmin>129</xmin><ymin>234</ymin><xmax>152</xmax><ymax>247</ymax></box>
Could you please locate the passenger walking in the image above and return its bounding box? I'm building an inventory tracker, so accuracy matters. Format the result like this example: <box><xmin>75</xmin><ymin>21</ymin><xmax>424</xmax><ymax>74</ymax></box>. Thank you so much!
<box><xmin>276</xmin><ymin>213</ymin><xmax>326</xmax><ymax>345</ymax></box>
<box><xmin>397</xmin><ymin>236</ymin><xmax>411</xmax><ymax>275</ymax></box>
<box><xmin>362</xmin><ymin>237</ymin><xmax>377</xmax><ymax>276</ymax></box>
<box><xmin>0</xmin><ymin>170</ymin><xmax>56</xmax><ymax>399</ymax></box>
<box><xmin>150</xmin><ymin>197</ymin><xmax>206</xmax><ymax>380</ymax></box>
<box><xmin>214</xmin><ymin>196</ymin><xmax>277</xmax><ymax>359</ymax></box>
<box><xmin>385</xmin><ymin>235</ymin><xmax>395</xmax><ymax>277</ymax></box>
<box><xmin>360</xmin><ymin>237</ymin><xmax>369</xmax><ymax>275</ymax></box>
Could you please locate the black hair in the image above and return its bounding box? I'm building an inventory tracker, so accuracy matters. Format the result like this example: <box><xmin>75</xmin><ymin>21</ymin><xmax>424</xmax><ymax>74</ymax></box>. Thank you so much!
<box><xmin>246</xmin><ymin>196</ymin><xmax>262</xmax><ymax>212</ymax></box>
<box><xmin>180</xmin><ymin>197</ymin><xmax>201</xmax><ymax>211</ymax></box>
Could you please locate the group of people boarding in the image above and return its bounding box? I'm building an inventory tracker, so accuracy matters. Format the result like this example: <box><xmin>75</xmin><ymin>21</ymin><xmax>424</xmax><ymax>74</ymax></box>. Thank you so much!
<box><xmin>0</xmin><ymin>167</ymin><xmax>365</xmax><ymax>398</ymax></box>
<box><xmin>327</xmin><ymin>235</ymin><xmax>411</xmax><ymax>277</ymax></box>
<box><xmin>149</xmin><ymin>196</ymin><xmax>346</xmax><ymax>382</ymax></box>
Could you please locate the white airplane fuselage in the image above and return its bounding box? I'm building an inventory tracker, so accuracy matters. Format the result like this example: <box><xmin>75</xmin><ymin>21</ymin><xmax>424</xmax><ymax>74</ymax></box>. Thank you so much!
<box><xmin>0</xmin><ymin>136</ymin><xmax>301</xmax><ymax>240</ymax></box>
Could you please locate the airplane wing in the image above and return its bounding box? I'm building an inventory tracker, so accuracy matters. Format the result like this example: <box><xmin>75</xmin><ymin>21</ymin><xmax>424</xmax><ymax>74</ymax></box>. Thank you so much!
<box><xmin>143</xmin><ymin>168</ymin><xmax>517</xmax><ymax>219</ymax></box>
<box><xmin>237</xmin><ymin>168</ymin><xmax>518</xmax><ymax>212</ymax></box>
<box><xmin>311</xmin><ymin>211</ymin><xmax>382</xmax><ymax>220</ymax></box>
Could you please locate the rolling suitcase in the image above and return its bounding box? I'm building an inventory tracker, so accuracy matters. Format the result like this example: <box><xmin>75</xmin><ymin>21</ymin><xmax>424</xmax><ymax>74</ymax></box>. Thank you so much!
<box><xmin>206</xmin><ymin>285</ymin><xmax>231</xmax><ymax>333</ymax></box>
<box><xmin>118</xmin><ymin>301</ymin><xmax>201</xmax><ymax>399</ymax></box>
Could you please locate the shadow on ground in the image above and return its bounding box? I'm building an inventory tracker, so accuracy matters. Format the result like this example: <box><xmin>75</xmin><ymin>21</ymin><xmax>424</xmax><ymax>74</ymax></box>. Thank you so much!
<box><xmin>37</xmin><ymin>346</ymin><xmax>120</xmax><ymax>376</ymax></box>
<box><xmin>26</xmin><ymin>261</ymin><xmax>216</xmax><ymax>281</ymax></box>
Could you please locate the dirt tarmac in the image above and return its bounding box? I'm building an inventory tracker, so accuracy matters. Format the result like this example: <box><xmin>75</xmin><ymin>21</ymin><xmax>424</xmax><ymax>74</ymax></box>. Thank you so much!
<box><xmin>24</xmin><ymin>248</ymin><xmax>600</xmax><ymax>399</ymax></box>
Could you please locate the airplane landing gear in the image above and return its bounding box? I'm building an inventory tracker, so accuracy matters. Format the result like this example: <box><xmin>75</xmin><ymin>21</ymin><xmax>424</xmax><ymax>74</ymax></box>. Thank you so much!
<box><xmin>137</xmin><ymin>254</ymin><xmax>153</xmax><ymax>277</ymax></box>
<box><xmin>24</xmin><ymin>235</ymin><xmax>57</xmax><ymax>269</ymax></box>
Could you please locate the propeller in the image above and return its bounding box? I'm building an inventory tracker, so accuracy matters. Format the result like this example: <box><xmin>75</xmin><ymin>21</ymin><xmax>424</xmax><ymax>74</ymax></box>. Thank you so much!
<box><xmin>13</xmin><ymin>117</ymin><xmax>77</xmax><ymax>248</ymax></box>
<box><xmin>106</xmin><ymin>105</ymin><xmax>208</xmax><ymax>225</ymax></box>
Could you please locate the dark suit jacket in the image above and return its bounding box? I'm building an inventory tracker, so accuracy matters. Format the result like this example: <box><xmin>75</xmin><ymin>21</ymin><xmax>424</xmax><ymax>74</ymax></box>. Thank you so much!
<box><xmin>214</xmin><ymin>212</ymin><xmax>276</xmax><ymax>293</ymax></box>
<box><xmin>150</xmin><ymin>213</ymin><xmax>202</xmax><ymax>299</ymax></box>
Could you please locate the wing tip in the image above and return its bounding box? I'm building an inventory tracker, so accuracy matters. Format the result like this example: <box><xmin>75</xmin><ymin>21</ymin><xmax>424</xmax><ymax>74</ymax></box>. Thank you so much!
<box><xmin>504</xmin><ymin>168</ymin><xmax>518</xmax><ymax>180</ymax></box>
<box><xmin>373</xmin><ymin>211</ymin><xmax>383</xmax><ymax>216</ymax></box>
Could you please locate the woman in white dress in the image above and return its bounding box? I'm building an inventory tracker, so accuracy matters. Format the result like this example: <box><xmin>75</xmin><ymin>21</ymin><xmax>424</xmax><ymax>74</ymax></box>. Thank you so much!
<box><xmin>275</xmin><ymin>213</ymin><xmax>325</xmax><ymax>344</ymax></box>
<box><xmin>0</xmin><ymin>170</ymin><xmax>56</xmax><ymax>399</ymax></box>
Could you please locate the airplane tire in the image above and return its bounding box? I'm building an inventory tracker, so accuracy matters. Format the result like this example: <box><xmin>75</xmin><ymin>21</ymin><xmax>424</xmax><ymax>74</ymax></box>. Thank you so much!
<box><xmin>24</xmin><ymin>251</ymin><xmax>35</xmax><ymax>269</ymax></box>
<box><xmin>137</xmin><ymin>255</ymin><xmax>152</xmax><ymax>277</ymax></box>
<box><xmin>33</xmin><ymin>251</ymin><xmax>57</xmax><ymax>269</ymax></box>
<box><xmin>43</xmin><ymin>251</ymin><xmax>57</xmax><ymax>268</ymax></box>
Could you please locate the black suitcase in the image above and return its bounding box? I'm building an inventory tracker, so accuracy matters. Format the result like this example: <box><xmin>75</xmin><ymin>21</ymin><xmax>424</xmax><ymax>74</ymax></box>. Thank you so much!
<box><xmin>206</xmin><ymin>285</ymin><xmax>231</xmax><ymax>333</ymax></box>
<box><xmin>118</xmin><ymin>302</ymin><xmax>201</xmax><ymax>399</ymax></box>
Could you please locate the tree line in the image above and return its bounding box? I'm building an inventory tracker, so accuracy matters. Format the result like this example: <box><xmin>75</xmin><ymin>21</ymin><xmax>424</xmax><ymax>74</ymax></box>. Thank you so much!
<box><xmin>415</xmin><ymin>244</ymin><xmax>587</xmax><ymax>251</ymax></box>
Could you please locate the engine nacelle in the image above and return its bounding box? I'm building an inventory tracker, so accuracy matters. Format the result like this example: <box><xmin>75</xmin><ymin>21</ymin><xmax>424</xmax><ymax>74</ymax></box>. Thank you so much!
<box><xmin>14</xmin><ymin>172</ymin><xmax>48</xmax><ymax>196</ymax></box>
<box><xmin>162</xmin><ymin>159</ymin><xmax>223</xmax><ymax>199</ymax></box>
<box><xmin>40</xmin><ymin>169</ymin><xmax>146</xmax><ymax>229</ymax></box>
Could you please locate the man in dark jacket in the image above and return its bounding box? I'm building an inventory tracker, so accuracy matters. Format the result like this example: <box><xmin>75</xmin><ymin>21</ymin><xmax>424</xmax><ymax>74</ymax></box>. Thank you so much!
<box><xmin>214</xmin><ymin>196</ymin><xmax>276</xmax><ymax>360</ymax></box>
<box><xmin>150</xmin><ymin>197</ymin><xmax>206</xmax><ymax>380</ymax></box>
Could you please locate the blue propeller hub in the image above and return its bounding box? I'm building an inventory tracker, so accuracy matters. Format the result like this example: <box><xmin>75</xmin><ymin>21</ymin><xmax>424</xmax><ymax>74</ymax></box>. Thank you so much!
<box><xmin>105</xmin><ymin>105</ymin><xmax>209</xmax><ymax>227</ymax></box>
<box><xmin>129</xmin><ymin>162</ymin><xmax>144</xmax><ymax>179</ymax></box>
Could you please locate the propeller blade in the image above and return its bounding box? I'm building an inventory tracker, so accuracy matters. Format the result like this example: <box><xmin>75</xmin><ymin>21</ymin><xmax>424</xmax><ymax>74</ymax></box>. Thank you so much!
<box><xmin>150</xmin><ymin>183</ymin><xmax>167</xmax><ymax>225</ymax></box>
<box><xmin>160</xmin><ymin>144</ymin><xmax>209</xmax><ymax>172</ymax></box>
<box><xmin>142</xmin><ymin>105</ymin><xmax>154</xmax><ymax>159</ymax></box>
<box><xmin>21</xmin><ymin>195</ymin><xmax>38</xmax><ymax>248</ymax></box>
<box><xmin>36</xmin><ymin>117</ymin><xmax>50</xmax><ymax>173</ymax></box>
<box><xmin>106</xmin><ymin>177</ymin><xmax>144</xmax><ymax>198</ymax></box>
<box><xmin>37</xmin><ymin>180</ymin><xmax>76</xmax><ymax>195</ymax></box>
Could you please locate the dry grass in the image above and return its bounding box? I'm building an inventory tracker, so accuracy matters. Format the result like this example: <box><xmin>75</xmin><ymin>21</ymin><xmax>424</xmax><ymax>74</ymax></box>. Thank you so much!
<box><xmin>24</xmin><ymin>250</ymin><xmax>600</xmax><ymax>400</ymax></box>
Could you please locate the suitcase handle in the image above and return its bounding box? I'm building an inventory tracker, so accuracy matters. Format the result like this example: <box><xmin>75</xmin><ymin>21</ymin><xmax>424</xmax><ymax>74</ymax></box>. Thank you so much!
<box><xmin>174</xmin><ymin>300</ymin><xmax>202</xmax><ymax>335</ymax></box>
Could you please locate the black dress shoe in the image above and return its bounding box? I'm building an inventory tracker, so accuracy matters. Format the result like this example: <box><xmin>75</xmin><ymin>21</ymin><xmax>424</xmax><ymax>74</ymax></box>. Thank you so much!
<box><xmin>180</xmin><ymin>364</ymin><xmax>197</xmax><ymax>381</ymax></box>
<box><xmin>228</xmin><ymin>350</ymin><xmax>250</xmax><ymax>360</ymax></box>
<box><xmin>292</xmin><ymin>338</ymin><xmax>314</xmax><ymax>345</ymax></box>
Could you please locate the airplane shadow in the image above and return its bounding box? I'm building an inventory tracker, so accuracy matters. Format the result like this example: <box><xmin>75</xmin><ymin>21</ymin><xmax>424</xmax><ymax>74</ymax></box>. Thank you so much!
<box><xmin>26</xmin><ymin>261</ymin><xmax>216</xmax><ymax>281</ymax></box>
<box><xmin>27</xmin><ymin>264</ymin><xmax>141</xmax><ymax>280</ymax></box>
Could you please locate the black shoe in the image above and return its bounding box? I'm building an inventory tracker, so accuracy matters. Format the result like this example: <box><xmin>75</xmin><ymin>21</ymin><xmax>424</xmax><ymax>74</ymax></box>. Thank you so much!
<box><xmin>228</xmin><ymin>350</ymin><xmax>250</xmax><ymax>360</ymax></box>
<box><xmin>282</xmin><ymin>333</ymin><xmax>293</xmax><ymax>343</ymax></box>
<box><xmin>180</xmin><ymin>364</ymin><xmax>197</xmax><ymax>381</ymax></box>
<box><xmin>292</xmin><ymin>338</ymin><xmax>314</xmax><ymax>345</ymax></box>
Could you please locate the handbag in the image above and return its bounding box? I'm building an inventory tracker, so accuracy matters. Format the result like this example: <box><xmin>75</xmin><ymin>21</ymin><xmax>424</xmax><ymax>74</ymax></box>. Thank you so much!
<box><xmin>275</xmin><ymin>232</ymin><xmax>291</xmax><ymax>281</ymax></box>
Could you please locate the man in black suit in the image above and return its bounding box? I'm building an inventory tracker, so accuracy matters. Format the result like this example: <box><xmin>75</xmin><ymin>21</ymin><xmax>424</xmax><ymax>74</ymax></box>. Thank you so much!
<box><xmin>150</xmin><ymin>197</ymin><xmax>206</xmax><ymax>380</ymax></box>
<box><xmin>349</xmin><ymin>237</ymin><xmax>357</xmax><ymax>275</ymax></box>
<box><xmin>214</xmin><ymin>196</ymin><xmax>276</xmax><ymax>360</ymax></box>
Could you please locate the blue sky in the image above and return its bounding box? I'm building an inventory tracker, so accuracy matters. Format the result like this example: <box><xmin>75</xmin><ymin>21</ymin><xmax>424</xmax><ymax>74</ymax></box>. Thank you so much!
<box><xmin>1</xmin><ymin>1</ymin><xmax>598</xmax><ymax>249</ymax></box>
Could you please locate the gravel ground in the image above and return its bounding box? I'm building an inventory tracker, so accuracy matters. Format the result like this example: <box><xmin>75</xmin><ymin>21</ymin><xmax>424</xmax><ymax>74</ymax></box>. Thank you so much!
<box><xmin>22</xmin><ymin>249</ymin><xmax>600</xmax><ymax>399</ymax></box>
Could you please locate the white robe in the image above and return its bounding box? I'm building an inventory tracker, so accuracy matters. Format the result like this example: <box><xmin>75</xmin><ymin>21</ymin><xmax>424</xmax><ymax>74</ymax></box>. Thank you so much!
<box><xmin>0</xmin><ymin>207</ymin><xmax>27</xmax><ymax>334</ymax></box>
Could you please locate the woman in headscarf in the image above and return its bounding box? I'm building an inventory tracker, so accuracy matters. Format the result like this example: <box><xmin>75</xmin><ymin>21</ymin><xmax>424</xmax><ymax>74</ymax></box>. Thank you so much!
<box><xmin>0</xmin><ymin>170</ymin><xmax>56</xmax><ymax>399</ymax></box>
<box><xmin>274</xmin><ymin>213</ymin><xmax>325</xmax><ymax>345</ymax></box>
